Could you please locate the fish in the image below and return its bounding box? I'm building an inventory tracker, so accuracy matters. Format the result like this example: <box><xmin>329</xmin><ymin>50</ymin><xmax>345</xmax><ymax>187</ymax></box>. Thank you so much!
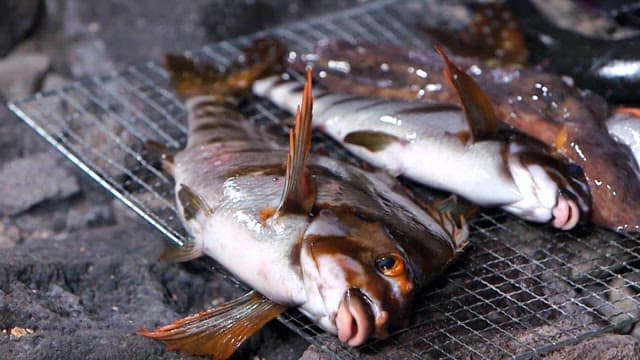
<box><xmin>253</xmin><ymin>47</ymin><xmax>591</xmax><ymax>230</ymax></box>
<box><xmin>296</xmin><ymin>39</ymin><xmax>640</xmax><ymax>232</ymax></box>
<box><xmin>137</xmin><ymin>39</ymin><xmax>468</xmax><ymax>359</ymax></box>
<box><xmin>607</xmin><ymin>107</ymin><xmax>640</xmax><ymax>169</ymax></box>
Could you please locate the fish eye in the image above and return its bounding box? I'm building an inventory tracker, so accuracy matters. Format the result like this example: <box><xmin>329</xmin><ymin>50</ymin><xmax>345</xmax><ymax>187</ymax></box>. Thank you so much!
<box><xmin>375</xmin><ymin>253</ymin><xmax>405</xmax><ymax>277</ymax></box>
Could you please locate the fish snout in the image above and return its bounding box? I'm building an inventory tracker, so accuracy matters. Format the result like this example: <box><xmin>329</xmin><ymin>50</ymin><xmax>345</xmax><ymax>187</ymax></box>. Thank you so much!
<box><xmin>336</xmin><ymin>288</ymin><xmax>375</xmax><ymax>346</ymax></box>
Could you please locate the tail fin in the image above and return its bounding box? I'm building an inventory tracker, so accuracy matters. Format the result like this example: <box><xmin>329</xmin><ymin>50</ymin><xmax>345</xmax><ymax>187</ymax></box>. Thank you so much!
<box><xmin>138</xmin><ymin>291</ymin><xmax>286</xmax><ymax>359</ymax></box>
<box><xmin>165</xmin><ymin>38</ymin><xmax>288</xmax><ymax>97</ymax></box>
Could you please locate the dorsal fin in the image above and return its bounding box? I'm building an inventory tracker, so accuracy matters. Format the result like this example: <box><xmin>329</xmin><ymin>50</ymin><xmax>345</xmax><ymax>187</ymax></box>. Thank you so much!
<box><xmin>437</xmin><ymin>46</ymin><xmax>498</xmax><ymax>144</ymax></box>
<box><xmin>277</xmin><ymin>68</ymin><xmax>317</xmax><ymax>215</ymax></box>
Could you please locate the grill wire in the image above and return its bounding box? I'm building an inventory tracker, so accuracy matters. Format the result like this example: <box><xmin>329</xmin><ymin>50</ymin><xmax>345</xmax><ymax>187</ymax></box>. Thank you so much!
<box><xmin>8</xmin><ymin>0</ymin><xmax>640</xmax><ymax>358</ymax></box>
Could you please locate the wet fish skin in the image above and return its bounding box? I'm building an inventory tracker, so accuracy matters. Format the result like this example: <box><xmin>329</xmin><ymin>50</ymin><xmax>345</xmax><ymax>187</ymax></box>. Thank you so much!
<box><xmin>300</xmin><ymin>39</ymin><xmax>640</xmax><ymax>232</ymax></box>
<box><xmin>140</xmin><ymin>41</ymin><xmax>467</xmax><ymax>357</ymax></box>
<box><xmin>253</xmin><ymin>72</ymin><xmax>589</xmax><ymax>230</ymax></box>
<box><xmin>607</xmin><ymin>108</ymin><xmax>640</xmax><ymax>169</ymax></box>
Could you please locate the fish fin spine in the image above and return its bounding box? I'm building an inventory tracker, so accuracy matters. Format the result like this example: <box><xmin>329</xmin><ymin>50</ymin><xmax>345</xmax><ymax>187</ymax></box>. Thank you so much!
<box><xmin>277</xmin><ymin>68</ymin><xmax>317</xmax><ymax>215</ymax></box>
<box><xmin>137</xmin><ymin>291</ymin><xmax>286</xmax><ymax>359</ymax></box>
<box><xmin>160</xmin><ymin>240</ymin><xmax>203</xmax><ymax>263</ymax></box>
<box><xmin>436</xmin><ymin>46</ymin><xmax>498</xmax><ymax>144</ymax></box>
<box><xmin>424</xmin><ymin>195</ymin><xmax>471</xmax><ymax>252</ymax></box>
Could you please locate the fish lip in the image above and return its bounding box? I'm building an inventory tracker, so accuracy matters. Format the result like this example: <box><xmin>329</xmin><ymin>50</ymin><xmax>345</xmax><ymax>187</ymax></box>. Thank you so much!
<box><xmin>336</xmin><ymin>288</ymin><xmax>374</xmax><ymax>346</ymax></box>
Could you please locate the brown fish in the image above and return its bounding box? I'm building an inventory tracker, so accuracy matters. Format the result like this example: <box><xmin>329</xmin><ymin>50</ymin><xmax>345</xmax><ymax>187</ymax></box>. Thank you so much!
<box><xmin>137</xmin><ymin>39</ymin><xmax>468</xmax><ymax>359</ymax></box>
<box><xmin>297</xmin><ymin>39</ymin><xmax>640</xmax><ymax>232</ymax></box>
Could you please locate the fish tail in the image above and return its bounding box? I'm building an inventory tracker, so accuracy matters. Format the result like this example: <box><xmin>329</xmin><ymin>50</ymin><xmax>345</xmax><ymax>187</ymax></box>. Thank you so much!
<box><xmin>138</xmin><ymin>291</ymin><xmax>286</xmax><ymax>359</ymax></box>
<box><xmin>165</xmin><ymin>39</ymin><xmax>287</xmax><ymax>147</ymax></box>
<box><xmin>164</xmin><ymin>38</ymin><xmax>288</xmax><ymax>97</ymax></box>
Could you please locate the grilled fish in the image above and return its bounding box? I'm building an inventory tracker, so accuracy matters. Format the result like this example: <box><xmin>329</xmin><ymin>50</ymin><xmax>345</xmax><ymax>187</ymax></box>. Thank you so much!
<box><xmin>299</xmin><ymin>39</ymin><xmax>640</xmax><ymax>232</ymax></box>
<box><xmin>253</xmin><ymin>48</ymin><xmax>591</xmax><ymax>230</ymax></box>
<box><xmin>607</xmin><ymin>108</ymin><xmax>640</xmax><ymax>169</ymax></box>
<box><xmin>138</xmin><ymin>40</ymin><xmax>467</xmax><ymax>359</ymax></box>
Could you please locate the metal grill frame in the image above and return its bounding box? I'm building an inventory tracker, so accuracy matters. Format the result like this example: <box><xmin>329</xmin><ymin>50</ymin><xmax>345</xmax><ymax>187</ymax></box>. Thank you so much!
<box><xmin>8</xmin><ymin>1</ymin><xmax>640</xmax><ymax>358</ymax></box>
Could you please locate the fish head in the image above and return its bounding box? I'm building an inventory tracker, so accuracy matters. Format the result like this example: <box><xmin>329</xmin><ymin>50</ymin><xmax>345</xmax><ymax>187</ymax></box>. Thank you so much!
<box><xmin>299</xmin><ymin>209</ymin><xmax>417</xmax><ymax>346</ymax></box>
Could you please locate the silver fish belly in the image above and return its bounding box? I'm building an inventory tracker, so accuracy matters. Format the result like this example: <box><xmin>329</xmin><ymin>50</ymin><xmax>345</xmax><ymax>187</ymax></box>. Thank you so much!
<box><xmin>140</xmin><ymin>42</ymin><xmax>469</xmax><ymax>358</ymax></box>
<box><xmin>253</xmin><ymin>75</ymin><xmax>588</xmax><ymax>227</ymax></box>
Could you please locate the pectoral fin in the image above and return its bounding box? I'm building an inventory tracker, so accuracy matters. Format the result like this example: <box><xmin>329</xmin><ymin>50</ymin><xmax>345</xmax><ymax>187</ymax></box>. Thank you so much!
<box><xmin>437</xmin><ymin>46</ymin><xmax>498</xmax><ymax>143</ymax></box>
<box><xmin>344</xmin><ymin>131</ymin><xmax>404</xmax><ymax>152</ymax></box>
<box><xmin>178</xmin><ymin>184</ymin><xmax>214</xmax><ymax>221</ymax></box>
<box><xmin>144</xmin><ymin>140</ymin><xmax>178</xmax><ymax>175</ymax></box>
<box><xmin>277</xmin><ymin>68</ymin><xmax>317</xmax><ymax>215</ymax></box>
<box><xmin>138</xmin><ymin>291</ymin><xmax>287</xmax><ymax>359</ymax></box>
<box><xmin>160</xmin><ymin>241</ymin><xmax>203</xmax><ymax>263</ymax></box>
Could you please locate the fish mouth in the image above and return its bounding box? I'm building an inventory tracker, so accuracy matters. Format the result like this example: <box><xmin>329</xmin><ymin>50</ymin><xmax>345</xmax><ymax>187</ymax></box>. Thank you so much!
<box><xmin>336</xmin><ymin>288</ymin><xmax>374</xmax><ymax>346</ymax></box>
<box><xmin>552</xmin><ymin>196</ymin><xmax>580</xmax><ymax>230</ymax></box>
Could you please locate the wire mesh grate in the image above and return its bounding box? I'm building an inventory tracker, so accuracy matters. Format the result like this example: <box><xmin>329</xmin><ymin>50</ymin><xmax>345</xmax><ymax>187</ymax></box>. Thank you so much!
<box><xmin>8</xmin><ymin>0</ymin><xmax>640</xmax><ymax>358</ymax></box>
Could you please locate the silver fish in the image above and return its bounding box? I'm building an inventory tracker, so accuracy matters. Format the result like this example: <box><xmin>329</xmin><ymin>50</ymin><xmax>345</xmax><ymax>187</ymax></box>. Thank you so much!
<box><xmin>607</xmin><ymin>108</ymin><xmax>640</xmax><ymax>170</ymax></box>
<box><xmin>138</xmin><ymin>39</ymin><xmax>467</xmax><ymax>359</ymax></box>
<box><xmin>253</xmin><ymin>49</ymin><xmax>591</xmax><ymax>230</ymax></box>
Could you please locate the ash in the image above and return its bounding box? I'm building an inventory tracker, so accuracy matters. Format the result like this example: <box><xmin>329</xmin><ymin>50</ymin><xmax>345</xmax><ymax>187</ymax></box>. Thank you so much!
<box><xmin>1</xmin><ymin>1</ymin><xmax>639</xmax><ymax>359</ymax></box>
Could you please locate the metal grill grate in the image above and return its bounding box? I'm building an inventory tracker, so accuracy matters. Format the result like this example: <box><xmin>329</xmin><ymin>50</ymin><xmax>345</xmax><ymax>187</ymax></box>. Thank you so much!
<box><xmin>8</xmin><ymin>1</ymin><xmax>640</xmax><ymax>358</ymax></box>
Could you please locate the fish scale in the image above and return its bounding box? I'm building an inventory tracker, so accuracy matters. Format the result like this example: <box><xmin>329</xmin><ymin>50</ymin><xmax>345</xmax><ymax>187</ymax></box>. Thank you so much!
<box><xmin>252</xmin><ymin>69</ymin><xmax>590</xmax><ymax>230</ymax></box>
<box><xmin>139</xmin><ymin>41</ymin><xmax>466</xmax><ymax>359</ymax></box>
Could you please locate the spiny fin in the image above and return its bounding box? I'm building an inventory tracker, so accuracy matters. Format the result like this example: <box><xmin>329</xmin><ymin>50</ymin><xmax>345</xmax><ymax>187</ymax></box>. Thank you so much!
<box><xmin>144</xmin><ymin>140</ymin><xmax>178</xmax><ymax>175</ymax></box>
<box><xmin>178</xmin><ymin>184</ymin><xmax>213</xmax><ymax>221</ymax></box>
<box><xmin>165</xmin><ymin>38</ymin><xmax>287</xmax><ymax>97</ymax></box>
<box><xmin>138</xmin><ymin>291</ymin><xmax>286</xmax><ymax>359</ymax></box>
<box><xmin>160</xmin><ymin>241</ymin><xmax>203</xmax><ymax>263</ymax></box>
<box><xmin>423</xmin><ymin>195</ymin><xmax>470</xmax><ymax>254</ymax></box>
<box><xmin>437</xmin><ymin>46</ymin><xmax>498</xmax><ymax>144</ymax></box>
<box><xmin>434</xmin><ymin>195</ymin><xmax>477</xmax><ymax>229</ymax></box>
<box><xmin>344</xmin><ymin>130</ymin><xmax>405</xmax><ymax>152</ymax></box>
<box><xmin>277</xmin><ymin>68</ymin><xmax>317</xmax><ymax>215</ymax></box>
<box><xmin>419</xmin><ymin>2</ymin><xmax>528</xmax><ymax>65</ymax></box>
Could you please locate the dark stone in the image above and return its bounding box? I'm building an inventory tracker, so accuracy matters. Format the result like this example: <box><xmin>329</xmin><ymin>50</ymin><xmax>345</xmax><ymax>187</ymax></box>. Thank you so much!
<box><xmin>300</xmin><ymin>345</ymin><xmax>334</xmax><ymax>360</ymax></box>
<box><xmin>66</xmin><ymin>203</ymin><xmax>115</xmax><ymax>230</ymax></box>
<box><xmin>0</xmin><ymin>52</ymin><xmax>50</xmax><ymax>101</ymax></box>
<box><xmin>0</xmin><ymin>105</ymin><xmax>52</xmax><ymax>162</ymax></box>
<box><xmin>0</xmin><ymin>152</ymin><xmax>80</xmax><ymax>215</ymax></box>
<box><xmin>0</xmin><ymin>221</ymin><xmax>21</xmax><ymax>248</ymax></box>
<box><xmin>0</xmin><ymin>0</ymin><xmax>44</xmax><ymax>57</ymax></box>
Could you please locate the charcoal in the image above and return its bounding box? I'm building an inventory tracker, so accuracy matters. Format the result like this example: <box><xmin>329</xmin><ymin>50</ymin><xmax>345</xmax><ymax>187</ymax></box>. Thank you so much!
<box><xmin>0</xmin><ymin>0</ymin><xmax>44</xmax><ymax>57</ymax></box>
